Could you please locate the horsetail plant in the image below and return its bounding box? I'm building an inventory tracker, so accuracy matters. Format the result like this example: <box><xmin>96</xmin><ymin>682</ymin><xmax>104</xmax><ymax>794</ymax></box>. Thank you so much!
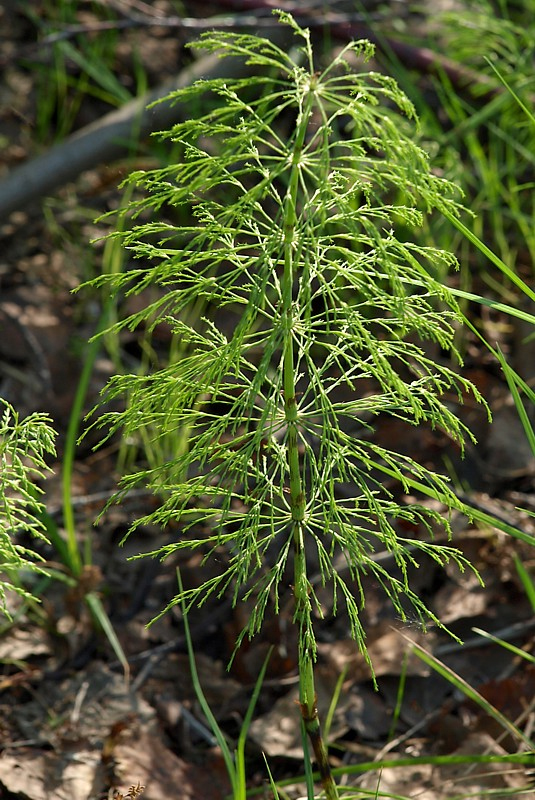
<box><xmin>0</xmin><ymin>400</ymin><xmax>57</xmax><ymax>615</ymax></box>
<box><xmin>88</xmin><ymin>13</ymin><xmax>488</xmax><ymax>798</ymax></box>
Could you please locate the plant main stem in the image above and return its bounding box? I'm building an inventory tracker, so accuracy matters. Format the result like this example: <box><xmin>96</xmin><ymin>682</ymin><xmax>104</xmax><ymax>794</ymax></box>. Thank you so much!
<box><xmin>281</xmin><ymin>80</ymin><xmax>339</xmax><ymax>800</ymax></box>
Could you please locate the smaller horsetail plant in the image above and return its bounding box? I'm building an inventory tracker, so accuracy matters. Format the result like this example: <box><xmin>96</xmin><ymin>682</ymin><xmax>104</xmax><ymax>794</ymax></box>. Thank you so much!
<box><xmin>0</xmin><ymin>400</ymin><xmax>57</xmax><ymax>614</ymax></box>
<box><xmin>88</xmin><ymin>13</ymin><xmax>488</xmax><ymax>798</ymax></box>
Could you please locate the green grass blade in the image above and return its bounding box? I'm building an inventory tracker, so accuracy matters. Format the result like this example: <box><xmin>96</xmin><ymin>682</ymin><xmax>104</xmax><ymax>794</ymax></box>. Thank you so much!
<box><xmin>301</xmin><ymin>718</ymin><xmax>316</xmax><ymax>800</ymax></box>
<box><xmin>472</xmin><ymin>627</ymin><xmax>535</xmax><ymax>665</ymax></box>
<box><xmin>249</xmin><ymin>753</ymin><xmax>535</xmax><ymax>796</ymax></box>
<box><xmin>485</xmin><ymin>57</ymin><xmax>535</xmax><ymax>126</ymax></box>
<box><xmin>177</xmin><ymin>569</ymin><xmax>236</xmax><ymax>788</ymax></box>
<box><xmin>262</xmin><ymin>754</ymin><xmax>280</xmax><ymax>800</ymax></box>
<box><xmin>496</xmin><ymin>347</ymin><xmax>535</xmax><ymax>457</ymax></box>
<box><xmin>387</xmin><ymin>651</ymin><xmax>409</xmax><ymax>743</ymax></box>
<box><xmin>373</xmin><ymin>459</ymin><xmax>535</xmax><ymax>546</ymax></box>
<box><xmin>85</xmin><ymin>591</ymin><xmax>130</xmax><ymax>681</ymax></box>
<box><xmin>38</xmin><ymin>506</ymin><xmax>71</xmax><ymax>568</ymax></box>
<box><xmin>409</xmin><ymin>638</ymin><xmax>534</xmax><ymax>749</ymax></box>
<box><xmin>458</xmin><ymin>315</ymin><xmax>535</xmax><ymax>462</ymax></box>
<box><xmin>449</xmin><ymin>288</ymin><xmax>535</xmax><ymax>326</ymax></box>
<box><xmin>442</xmin><ymin>209</ymin><xmax>535</xmax><ymax>303</ymax></box>
<box><xmin>62</xmin><ymin>334</ymin><xmax>103</xmax><ymax>578</ymax></box>
<box><xmin>235</xmin><ymin>647</ymin><xmax>273</xmax><ymax>800</ymax></box>
<box><xmin>324</xmin><ymin>667</ymin><xmax>347</xmax><ymax>744</ymax></box>
<box><xmin>59</xmin><ymin>39</ymin><xmax>132</xmax><ymax>105</ymax></box>
<box><xmin>513</xmin><ymin>554</ymin><xmax>535</xmax><ymax>613</ymax></box>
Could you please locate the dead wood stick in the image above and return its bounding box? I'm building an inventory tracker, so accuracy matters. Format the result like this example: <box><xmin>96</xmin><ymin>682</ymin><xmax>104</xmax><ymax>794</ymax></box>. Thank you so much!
<box><xmin>0</xmin><ymin>25</ymin><xmax>292</xmax><ymax>221</ymax></box>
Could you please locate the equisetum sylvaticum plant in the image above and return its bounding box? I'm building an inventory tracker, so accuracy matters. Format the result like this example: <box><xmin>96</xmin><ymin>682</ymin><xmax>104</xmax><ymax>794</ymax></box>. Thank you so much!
<box><xmin>88</xmin><ymin>13</ymin><xmax>488</xmax><ymax>798</ymax></box>
<box><xmin>0</xmin><ymin>400</ymin><xmax>57</xmax><ymax>614</ymax></box>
